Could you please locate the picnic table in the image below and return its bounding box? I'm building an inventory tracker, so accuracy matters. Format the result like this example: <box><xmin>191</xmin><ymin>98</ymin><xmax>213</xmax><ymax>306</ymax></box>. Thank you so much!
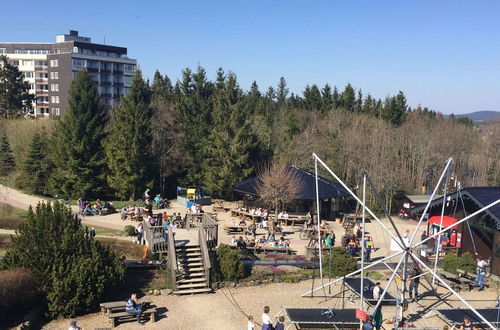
<box><xmin>126</xmin><ymin>214</ymin><xmax>144</xmax><ymax>222</ymax></box>
<box><xmin>224</xmin><ymin>224</ymin><xmax>247</xmax><ymax>234</ymax></box>
<box><xmin>279</xmin><ymin>215</ymin><xmax>308</xmax><ymax>227</ymax></box>
<box><xmin>100</xmin><ymin>299</ymin><xmax>152</xmax><ymax>314</ymax></box>
<box><xmin>230</xmin><ymin>209</ymin><xmax>262</xmax><ymax>221</ymax></box>
<box><xmin>212</xmin><ymin>200</ymin><xmax>230</xmax><ymax>212</ymax></box>
<box><xmin>230</xmin><ymin>244</ymin><xmax>296</xmax><ymax>255</ymax></box>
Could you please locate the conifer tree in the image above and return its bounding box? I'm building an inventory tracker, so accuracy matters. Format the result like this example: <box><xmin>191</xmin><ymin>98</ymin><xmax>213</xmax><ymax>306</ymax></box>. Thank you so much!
<box><xmin>0</xmin><ymin>55</ymin><xmax>34</xmax><ymax>118</ymax></box>
<box><xmin>48</xmin><ymin>71</ymin><xmax>107</xmax><ymax>199</ymax></box>
<box><xmin>0</xmin><ymin>132</ymin><xmax>15</xmax><ymax>176</ymax></box>
<box><xmin>2</xmin><ymin>202</ymin><xmax>124</xmax><ymax>317</ymax></box>
<box><xmin>105</xmin><ymin>69</ymin><xmax>154</xmax><ymax>200</ymax></box>
<box><xmin>321</xmin><ymin>83</ymin><xmax>333</xmax><ymax>112</ymax></box>
<box><xmin>205</xmin><ymin>71</ymin><xmax>257</xmax><ymax>198</ymax></box>
<box><xmin>16</xmin><ymin>131</ymin><xmax>49</xmax><ymax>194</ymax></box>
<box><xmin>341</xmin><ymin>83</ymin><xmax>355</xmax><ymax>111</ymax></box>
<box><xmin>332</xmin><ymin>86</ymin><xmax>340</xmax><ymax>109</ymax></box>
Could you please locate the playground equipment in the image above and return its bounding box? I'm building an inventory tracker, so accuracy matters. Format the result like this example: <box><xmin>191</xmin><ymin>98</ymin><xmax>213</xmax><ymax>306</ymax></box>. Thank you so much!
<box><xmin>176</xmin><ymin>186</ymin><xmax>212</xmax><ymax>207</ymax></box>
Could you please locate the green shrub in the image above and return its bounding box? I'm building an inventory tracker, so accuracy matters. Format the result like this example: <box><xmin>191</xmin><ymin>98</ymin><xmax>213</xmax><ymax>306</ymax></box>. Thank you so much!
<box><xmin>215</xmin><ymin>244</ymin><xmax>244</xmax><ymax>281</ymax></box>
<box><xmin>1</xmin><ymin>202</ymin><xmax>125</xmax><ymax>317</ymax></box>
<box><xmin>442</xmin><ymin>252</ymin><xmax>476</xmax><ymax>275</ymax></box>
<box><xmin>124</xmin><ymin>225</ymin><xmax>136</xmax><ymax>236</ymax></box>
<box><xmin>0</xmin><ymin>269</ymin><xmax>40</xmax><ymax>319</ymax></box>
<box><xmin>322</xmin><ymin>247</ymin><xmax>357</xmax><ymax>277</ymax></box>
<box><xmin>0</xmin><ymin>203</ymin><xmax>27</xmax><ymax>230</ymax></box>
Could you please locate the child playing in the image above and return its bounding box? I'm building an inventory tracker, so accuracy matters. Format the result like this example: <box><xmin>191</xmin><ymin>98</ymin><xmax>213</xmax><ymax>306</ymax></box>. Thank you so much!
<box><xmin>275</xmin><ymin>316</ymin><xmax>285</xmax><ymax>330</ymax></box>
<box><xmin>247</xmin><ymin>315</ymin><xmax>255</xmax><ymax>330</ymax></box>
<box><xmin>262</xmin><ymin>306</ymin><xmax>273</xmax><ymax>330</ymax></box>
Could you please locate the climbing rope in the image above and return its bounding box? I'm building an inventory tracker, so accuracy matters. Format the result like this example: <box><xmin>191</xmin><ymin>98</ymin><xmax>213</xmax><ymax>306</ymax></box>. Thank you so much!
<box><xmin>221</xmin><ymin>287</ymin><xmax>263</xmax><ymax>327</ymax></box>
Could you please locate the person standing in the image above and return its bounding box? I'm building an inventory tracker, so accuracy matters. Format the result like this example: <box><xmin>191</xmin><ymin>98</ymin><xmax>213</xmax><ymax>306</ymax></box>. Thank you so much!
<box><xmin>363</xmin><ymin>236</ymin><xmax>374</xmax><ymax>262</ymax></box>
<box><xmin>136</xmin><ymin>222</ymin><xmax>144</xmax><ymax>244</ymax></box>
<box><xmin>68</xmin><ymin>320</ymin><xmax>81</xmax><ymax>330</ymax></box>
<box><xmin>459</xmin><ymin>316</ymin><xmax>478</xmax><ymax>330</ymax></box>
<box><xmin>420</xmin><ymin>230</ymin><xmax>428</xmax><ymax>261</ymax></box>
<box><xmin>89</xmin><ymin>227</ymin><xmax>96</xmax><ymax>239</ymax></box>
<box><xmin>126</xmin><ymin>293</ymin><xmax>144</xmax><ymax>325</ymax></box>
<box><xmin>261</xmin><ymin>306</ymin><xmax>273</xmax><ymax>330</ymax></box>
<box><xmin>372</xmin><ymin>308</ymin><xmax>383</xmax><ymax>330</ymax></box>
<box><xmin>275</xmin><ymin>316</ymin><xmax>285</xmax><ymax>330</ymax></box>
<box><xmin>475</xmin><ymin>255</ymin><xmax>490</xmax><ymax>291</ymax></box>
<box><xmin>247</xmin><ymin>315</ymin><xmax>255</xmax><ymax>330</ymax></box>
<box><xmin>409</xmin><ymin>265</ymin><xmax>421</xmax><ymax>301</ymax></box>
<box><xmin>372</xmin><ymin>282</ymin><xmax>381</xmax><ymax>301</ymax></box>
<box><xmin>362</xmin><ymin>315</ymin><xmax>374</xmax><ymax>330</ymax></box>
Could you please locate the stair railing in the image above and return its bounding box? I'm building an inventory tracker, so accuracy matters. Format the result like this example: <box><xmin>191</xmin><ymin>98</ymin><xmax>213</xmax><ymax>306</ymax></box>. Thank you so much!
<box><xmin>166</xmin><ymin>225</ymin><xmax>177</xmax><ymax>291</ymax></box>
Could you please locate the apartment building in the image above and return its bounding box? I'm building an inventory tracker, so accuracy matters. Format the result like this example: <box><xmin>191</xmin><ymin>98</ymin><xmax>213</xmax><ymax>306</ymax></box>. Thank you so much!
<box><xmin>0</xmin><ymin>30</ymin><xmax>137</xmax><ymax>117</ymax></box>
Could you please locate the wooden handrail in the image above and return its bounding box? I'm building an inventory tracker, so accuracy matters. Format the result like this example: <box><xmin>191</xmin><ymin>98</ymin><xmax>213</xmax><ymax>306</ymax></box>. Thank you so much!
<box><xmin>167</xmin><ymin>225</ymin><xmax>177</xmax><ymax>291</ymax></box>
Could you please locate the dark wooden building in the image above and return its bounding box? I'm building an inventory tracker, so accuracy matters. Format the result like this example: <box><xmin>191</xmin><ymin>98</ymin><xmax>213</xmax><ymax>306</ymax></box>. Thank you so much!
<box><xmin>410</xmin><ymin>187</ymin><xmax>500</xmax><ymax>276</ymax></box>
<box><xmin>397</xmin><ymin>195</ymin><xmax>442</xmax><ymax>220</ymax></box>
<box><xmin>233</xmin><ymin>165</ymin><xmax>353</xmax><ymax>220</ymax></box>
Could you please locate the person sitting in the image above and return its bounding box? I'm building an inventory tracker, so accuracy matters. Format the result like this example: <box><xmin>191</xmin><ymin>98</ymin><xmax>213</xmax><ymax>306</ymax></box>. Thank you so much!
<box><xmin>325</xmin><ymin>233</ymin><xmax>333</xmax><ymax>247</ymax></box>
<box><xmin>320</xmin><ymin>219</ymin><xmax>327</xmax><ymax>230</ymax></box>
<box><xmin>163</xmin><ymin>217</ymin><xmax>169</xmax><ymax>231</ymax></box>
<box><xmin>147</xmin><ymin>215</ymin><xmax>156</xmax><ymax>226</ymax></box>
<box><xmin>279</xmin><ymin>236</ymin><xmax>286</xmax><ymax>247</ymax></box>
<box><xmin>284</xmin><ymin>239</ymin><xmax>290</xmax><ymax>248</ymax></box>
<box><xmin>236</xmin><ymin>236</ymin><xmax>247</xmax><ymax>249</ymax></box>
<box><xmin>347</xmin><ymin>239</ymin><xmax>357</xmax><ymax>255</ymax></box>
<box><xmin>239</xmin><ymin>219</ymin><xmax>247</xmax><ymax>226</ymax></box>
<box><xmin>258</xmin><ymin>237</ymin><xmax>267</xmax><ymax>245</ymax></box>
<box><xmin>126</xmin><ymin>293</ymin><xmax>144</xmax><ymax>325</ymax></box>
<box><xmin>248</xmin><ymin>239</ymin><xmax>256</xmax><ymax>247</ymax></box>
<box><xmin>68</xmin><ymin>319</ymin><xmax>81</xmax><ymax>330</ymax></box>
<box><xmin>278</xmin><ymin>210</ymin><xmax>284</xmax><ymax>219</ymax></box>
<box><xmin>120</xmin><ymin>207</ymin><xmax>127</xmax><ymax>220</ymax></box>
<box><xmin>246</xmin><ymin>221</ymin><xmax>256</xmax><ymax>237</ymax></box>
<box><xmin>282</xmin><ymin>211</ymin><xmax>289</xmax><ymax>219</ymax></box>
<box><xmin>154</xmin><ymin>194</ymin><xmax>161</xmax><ymax>206</ymax></box>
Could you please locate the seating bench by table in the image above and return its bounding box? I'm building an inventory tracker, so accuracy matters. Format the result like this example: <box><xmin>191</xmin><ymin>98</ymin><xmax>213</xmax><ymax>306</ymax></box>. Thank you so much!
<box><xmin>230</xmin><ymin>244</ymin><xmax>296</xmax><ymax>255</ymax></box>
<box><xmin>107</xmin><ymin>307</ymin><xmax>157</xmax><ymax>328</ymax></box>
<box><xmin>224</xmin><ymin>225</ymin><xmax>247</xmax><ymax>234</ymax></box>
<box><xmin>99</xmin><ymin>300</ymin><xmax>152</xmax><ymax>314</ymax></box>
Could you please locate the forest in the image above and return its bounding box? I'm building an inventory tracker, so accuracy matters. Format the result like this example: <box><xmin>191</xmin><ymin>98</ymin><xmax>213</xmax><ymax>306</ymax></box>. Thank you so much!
<box><xmin>0</xmin><ymin>65</ymin><xmax>498</xmax><ymax>211</ymax></box>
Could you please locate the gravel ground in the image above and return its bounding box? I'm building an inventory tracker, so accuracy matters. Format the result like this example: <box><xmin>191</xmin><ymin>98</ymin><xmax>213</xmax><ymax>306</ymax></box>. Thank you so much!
<box><xmin>41</xmin><ymin>279</ymin><xmax>500</xmax><ymax>329</ymax></box>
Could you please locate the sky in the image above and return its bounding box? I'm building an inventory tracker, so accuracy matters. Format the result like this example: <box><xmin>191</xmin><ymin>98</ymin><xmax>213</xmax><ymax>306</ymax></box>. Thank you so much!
<box><xmin>2</xmin><ymin>0</ymin><xmax>499</xmax><ymax>114</ymax></box>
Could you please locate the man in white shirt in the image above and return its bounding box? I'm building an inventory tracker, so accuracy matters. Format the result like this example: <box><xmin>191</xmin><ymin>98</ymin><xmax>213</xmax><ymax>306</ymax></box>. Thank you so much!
<box><xmin>372</xmin><ymin>282</ymin><xmax>381</xmax><ymax>300</ymax></box>
<box><xmin>475</xmin><ymin>255</ymin><xmax>490</xmax><ymax>291</ymax></box>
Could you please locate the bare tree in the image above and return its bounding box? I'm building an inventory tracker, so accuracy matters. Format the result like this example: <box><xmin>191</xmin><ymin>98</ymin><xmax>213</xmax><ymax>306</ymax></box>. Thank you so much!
<box><xmin>256</xmin><ymin>164</ymin><xmax>303</xmax><ymax>223</ymax></box>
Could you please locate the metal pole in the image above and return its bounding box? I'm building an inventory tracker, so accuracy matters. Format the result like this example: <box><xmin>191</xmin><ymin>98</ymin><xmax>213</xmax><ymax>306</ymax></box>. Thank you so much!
<box><xmin>410</xmin><ymin>252</ymin><xmax>496</xmax><ymax>329</ymax></box>
<box><xmin>302</xmin><ymin>249</ymin><xmax>405</xmax><ymax>296</ymax></box>
<box><xmin>432</xmin><ymin>166</ymin><xmax>451</xmax><ymax>285</ymax></box>
<box><xmin>372</xmin><ymin>254</ymin><xmax>405</xmax><ymax>316</ymax></box>
<box><xmin>413</xmin><ymin>199</ymin><xmax>500</xmax><ymax>249</ymax></box>
<box><xmin>360</xmin><ymin>173</ymin><xmax>366</xmax><ymax>327</ymax></box>
<box><xmin>312</xmin><ymin>153</ymin><xmax>405</xmax><ymax>250</ymax></box>
<box><xmin>409</xmin><ymin>158</ymin><xmax>453</xmax><ymax>246</ymax></box>
<box><xmin>315</xmin><ymin>157</ymin><xmax>324</xmax><ymax>287</ymax></box>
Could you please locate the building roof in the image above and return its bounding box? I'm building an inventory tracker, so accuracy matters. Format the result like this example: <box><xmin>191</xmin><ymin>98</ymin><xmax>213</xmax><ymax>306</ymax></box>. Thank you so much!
<box><xmin>411</xmin><ymin>186</ymin><xmax>500</xmax><ymax>223</ymax></box>
<box><xmin>234</xmin><ymin>165</ymin><xmax>350</xmax><ymax>200</ymax></box>
<box><xmin>405</xmin><ymin>195</ymin><xmax>442</xmax><ymax>204</ymax></box>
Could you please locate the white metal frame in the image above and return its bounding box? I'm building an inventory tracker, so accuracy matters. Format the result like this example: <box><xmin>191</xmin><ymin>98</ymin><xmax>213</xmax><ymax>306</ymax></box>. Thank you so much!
<box><xmin>304</xmin><ymin>153</ymin><xmax>500</xmax><ymax>329</ymax></box>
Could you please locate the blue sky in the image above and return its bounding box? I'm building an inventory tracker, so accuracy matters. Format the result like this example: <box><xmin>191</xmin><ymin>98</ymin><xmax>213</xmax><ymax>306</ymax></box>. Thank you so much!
<box><xmin>2</xmin><ymin>1</ymin><xmax>499</xmax><ymax>114</ymax></box>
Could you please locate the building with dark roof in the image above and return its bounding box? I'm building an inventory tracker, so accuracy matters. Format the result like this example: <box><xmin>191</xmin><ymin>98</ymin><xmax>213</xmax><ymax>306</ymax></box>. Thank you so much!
<box><xmin>0</xmin><ymin>30</ymin><xmax>137</xmax><ymax>117</ymax></box>
<box><xmin>410</xmin><ymin>186</ymin><xmax>500</xmax><ymax>276</ymax></box>
<box><xmin>234</xmin><ymin>165</ymin><xmax>353</xmax><ymax>220</ymax></box>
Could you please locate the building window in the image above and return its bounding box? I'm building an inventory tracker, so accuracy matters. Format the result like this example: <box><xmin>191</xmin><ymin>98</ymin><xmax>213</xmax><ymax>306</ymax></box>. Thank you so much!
<box><xmin>50</xmin><ymin>72</ymin><xmax>59</xmax><ymax>79</ymax></box>
<box><xmin>73</xmin><ymin>59</ymin><xmax>85</xmax><ymax>67</ymax></box>
<box><xmin>9</xmin><ymin>60</ymin><xmax>19</xmax><ymax>66</ymax></box>
<box><xmin>51</xmin><ymin>96</ymin><xmax>60</xmax><ymax>104</ymax></box>
<box><xmin>50</xmin><ymin>59</ymin><xmax>59</xmax><ymax>67</ymax></box>
<box><xmin>50</xmin><ymin>84</ymin><xmax>59</xmax><ymax>91</ymax></box>
<box><xmin>22</xmin><ymin>60</ymin><xmax>33</xmax><ymax>66</ymax></box>
<box><xmin>125</xmin><ymin>64</ymin><xmax>135</xmax><ymax>72</ymax></box>
<box><xmin>30</xmin><ymin>84</ymin><xmax>35</xmax><ymax>90</ymax></box>
<box><xmin>52</xmin><ymin>108</ymin><xmax>60</xmax><ymax>116</ymax></box>
<box><xmin>23</xmin><ymin>72</ymin><xmax>34</xmax><ymax>78</ymax></box>
<box><xmin>0</xmin><ymin>48</ymin><xmax>5</xmax><ymax>54</ymax></box>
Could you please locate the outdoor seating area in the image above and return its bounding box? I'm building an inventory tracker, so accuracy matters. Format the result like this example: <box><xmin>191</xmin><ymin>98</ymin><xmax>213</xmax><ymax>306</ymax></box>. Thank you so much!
<box><xmin>99</xmin><ymin>300</ymin><xmax>158</xmax><ymax>328</ymax></box>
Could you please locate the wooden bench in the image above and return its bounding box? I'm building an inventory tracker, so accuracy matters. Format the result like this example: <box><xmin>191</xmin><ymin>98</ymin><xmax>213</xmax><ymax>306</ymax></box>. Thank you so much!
<box><xmin>107</xmin><ymin>307</ymin><xmax>157</xmax><ymax>327</ymax></box>
<box><xmin>100</xmin><ymin>300</ymin><xmax>152</xmax><ymax>314</ymax></box>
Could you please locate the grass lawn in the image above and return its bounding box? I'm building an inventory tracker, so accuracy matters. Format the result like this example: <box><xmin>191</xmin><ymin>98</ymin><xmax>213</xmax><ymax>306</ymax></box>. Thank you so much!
<box><xmin>96</xmin><ymin>237</ymin><xmax>147</xmax><ymax>259</ymax></box>
<box><xmin>87</xmin><ymin>225</ymin><xmax>124</xmax><ymax>236</ymax></box>
<box><xmin>0</xmin><ymin>203</ymin><xmax>28</xmax><ymax>230</ymax></box>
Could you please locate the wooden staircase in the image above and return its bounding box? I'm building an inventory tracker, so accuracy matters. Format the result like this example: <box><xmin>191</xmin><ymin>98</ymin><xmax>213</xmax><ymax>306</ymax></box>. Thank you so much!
<box><xmin>172</xmin><ymin>245</ymin><xmax>212</xmax><ymax>295</ymax></box>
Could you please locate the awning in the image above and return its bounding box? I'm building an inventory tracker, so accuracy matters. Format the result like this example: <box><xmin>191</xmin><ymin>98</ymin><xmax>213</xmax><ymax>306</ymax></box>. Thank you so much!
<box><xmin>428</xmin><ymin>215</ymin><xmax>458</xmax><ymax>230</ymax></box>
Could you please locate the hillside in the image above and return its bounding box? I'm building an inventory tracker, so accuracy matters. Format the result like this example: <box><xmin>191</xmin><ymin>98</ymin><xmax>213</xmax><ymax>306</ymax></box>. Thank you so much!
<box><xmin>446</xmin><ymin>111</ymin><xmax>500</xmax><ymax>123</ymax></box>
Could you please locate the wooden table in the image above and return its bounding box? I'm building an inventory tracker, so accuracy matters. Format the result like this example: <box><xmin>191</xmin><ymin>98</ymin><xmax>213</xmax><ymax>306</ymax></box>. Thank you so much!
<box><xmin>100</xmin><ymin>299</ymin><xmax>152</xmax><ymax>314</ymax></box>
<box><xmin>230</xmin><ymin>209</ymin><xmax>262</xmax><ymax>221</ymax></box>
<box><xmin>224</xmin><ymin>225</ymin><xmax>247</xmax><ymax>234</ymax></box>
<box><xmin>230</xmin><ymin>244</ymin><xmax>296</xmax><ymax>254</ymax></box>
<box><xmin>280</xmin><ymin>216</ymin><xmax>308</xmax><ymax>227</ymax></box>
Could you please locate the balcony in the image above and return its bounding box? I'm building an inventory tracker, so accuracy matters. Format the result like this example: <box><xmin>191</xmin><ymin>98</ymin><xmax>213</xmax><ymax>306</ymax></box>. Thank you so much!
<box><xmin>87</xmin><ymin>67</ymin><xmax>99</xmax><ymax>73</ymax></box>
<box><xmin>35</xmin><ymin>78</ymin><xmax>48</xmax><ymax>84</ymax></box>
<box><xmin>100</xmin><ymin>92</ymin><xmax>112</xmax><ymax>97</ymax></box>
<box><xmin>113</xmin><ymin>82</ymin><xmax>124</xmax><ymax>87</ymax></box>
<box><xmin>100</xmin><ymin>69</ymin><xmax>111</xmax><ymax>74</ymax></box>
<box><xmin>35</xmin><ymin>66</ymin><xmax>48</xmax><ymax>72</ymax></box>
<box><xmin>113</xmin><ymin>69</ymin><xmax>123</xmax><ymax>74</ymax></box>
<box><xmin>35</xmin><ymin>90</ymin><xmax>49</xmax><ymax>96</ymax></box>
<box><xmin>36</xmin><ymin>101</ymin><xmax>49</xmax><ymax>106</ymax></box>
<box><xmin>100</xmin><ymin>81</ymin><xmax>112</xmax><ymax>86</ymax></box>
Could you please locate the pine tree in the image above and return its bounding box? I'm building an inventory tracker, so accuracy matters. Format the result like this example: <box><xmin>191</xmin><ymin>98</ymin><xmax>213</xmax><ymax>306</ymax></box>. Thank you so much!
<box><xmin>363</xmin><ymin>94</ymin><xmax>374</xmax><ymax>115</ymax></box>
<box><xmin>341</xmin><ymin>83</ymin><xmax>355</xmax><ymax>111</ymax></box>
<box><xmin>0</xmin><ymin>55</ymin><xmax>34</xmax><ymax>118</ymax></box>
<box><xmin>15</xmin><ymin>131</ymin><xmax>49</xmax><ymax>194</ymax></box>
<box><xmin>2</xmin><ymin>202</ymin><xmax>124</xmax><ymax>317</ymax></box>
<box><xmin>105</xmin><ymin>69</ymin><xmax>154</xmax><ymax>200</ymax></box>
<box><xmin>0</xmin><ymin>132</ymin><xmax>16</xmax><ymax>176</ymax></box>
<box><xmin>276</xmin><ymin>77</ymin><xmax>289</xmax><ymax>106</ymax></box>
<box><xmin>355</xmin><ymin>90</ymin><xmax>363</xmax><ymax>113</ymax></box>
<box><xmin>48</xmin><ymin>71</ymin><xmax>107</xmax><ymax>199</ymax></box>
<box><xmin>332</xmin><ymin>86</ymin><xmax>340</xmax><ymax>109</ymax></box>
<box><xmin>321</xmin><ymin>83</ymin><xmax>333</xmax><ymax>112</ymax></box>
<box><xmin>302</xmin><ymin>84</ymin><xmax>322</xmax><ymax>111</ymax></box>
<box><xmin>382</xmin><ymin>91</ymin><xmax>407</xmax><ymax>126</ymax></box>
<box><xmin>204</xmin><ymin>71</ymin><xmax>257</xmax><ymax>199</ymax></box>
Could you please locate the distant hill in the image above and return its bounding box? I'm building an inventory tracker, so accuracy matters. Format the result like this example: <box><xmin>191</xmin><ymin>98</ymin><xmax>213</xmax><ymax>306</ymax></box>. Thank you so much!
<box><xmin>445</xmin><ymin>111</ymin><xmax>500</xmax><ymax>123</ymax></box>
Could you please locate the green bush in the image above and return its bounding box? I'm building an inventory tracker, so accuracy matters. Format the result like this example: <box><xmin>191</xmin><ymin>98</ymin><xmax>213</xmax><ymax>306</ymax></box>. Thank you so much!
<box><xmin>442</xmin><ymin>252</ymin><xmax>476</xmax><ymax>275</ymax></box>
<box><xmin>322</xmin><ymin>247</ymin><xmax>357</xmax><ymax>277</ymax></box>
<box><xmin>124</xmin><ymin>225</ymin><xmax>136</xmax><ymax>236</ymax></box>
<box><xmin>215</xmin><ymin>244</ymin><xmax>244</xmax><ymax>281</ymax></box>
<box><xmin>1</xmin><ymin>202</ymin><xmax>125</xmax><ymax>318</ymax></box>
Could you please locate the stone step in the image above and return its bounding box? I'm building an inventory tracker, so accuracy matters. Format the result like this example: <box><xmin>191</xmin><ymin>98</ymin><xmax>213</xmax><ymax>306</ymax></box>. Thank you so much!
<box><xmin>186</xmin><ymin>267</ymin><xmax>205</xmax><ymax>272</ymax></box>
<box><xmin>179</xmin><ymin>262</ymin><xmax>204</xmax><ymax>268</ymax></box>
<box><xmin>172</xmin><ymin>288</ymin><xmax>212</xmax><ymax>295</ymax></box>
<box><xmin>183</xmin><ymin>272</ymin><xmax>205</xmax><ymax>278</ymax></box>
<box><xmin>177</xmin><ymin>277</ymin><xmax>207</xmax><ymax>284</ymax></box>
<box><xmin>176</xmin><ymin>282</ymin><xmax>209</xmax><ymax>290</ymax></box>
<box><xmin>177</xmin><ymin>256</ymin><xmax>202</xmax><ymax>262</ymax></box>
